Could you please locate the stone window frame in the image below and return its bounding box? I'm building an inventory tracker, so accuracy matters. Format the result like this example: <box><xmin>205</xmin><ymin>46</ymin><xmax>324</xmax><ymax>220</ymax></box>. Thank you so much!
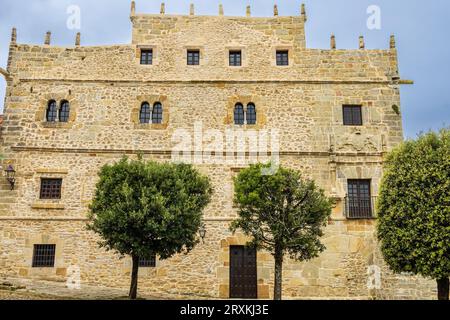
<box><xmin>132</xmin><ymin>95</ymin><xmax>170</xmax><ymax>130</ymax></box>
<box><xmin>272</xmin><ymin>46</ymin><xmax>294</xmax><ymax>67</ymax></box>
<box><xmin>335</xmin><ymin>165</ymin><xmax>382</xmax><ymax>219</ymax></box>
<box><xmin>225</xmin><ymin>95</ymin><xmax>266</xmax><ymax>129</ymax></box>
<box><xmin>184</xmin><ymin>45</ymin><xmax>205</xmax><ymax>67</ymax></box>
<box><xmin>24</xmin><ymin>234</ymin><xmax>65</xmax><ymax>278</ymax></box>
<box><xmin>36</xmin><ymin>93</ymin><xmax>77</xmax><ymax>129</ymax></box>
<box><xmin>334</xmin><ymin>100</ymin><xmax>370</xmax><ymax>126</ymax></box>
<box><xmin>136</xmin><ymin>45</ymin><xmax>158</xmax><ymax>66</ymax></box>
<box><xmin>31</xmin><ymin>170</ymin><xmax>68</xmax><ymax>210</ymax></box>
<box><xmin>225</xmin><ymin>46</ymin><xmax>247</xmax><ymax>68</ymax></box>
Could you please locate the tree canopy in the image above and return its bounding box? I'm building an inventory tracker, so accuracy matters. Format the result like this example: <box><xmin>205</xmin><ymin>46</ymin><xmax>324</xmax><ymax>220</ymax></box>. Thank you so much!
<box><xmin>231</xmin><ymin>163</ymin><xmax>333</xmax><ymax>299</ymax></box>
<box><xmin>377</xmin><ymin>129</ymin><xmax>450</xmax><ymax>299</ymax></box>
<box><xmin>88</xmin><ymin>157</ymin><xmax>212</xmax><ymax>298</ymax></box>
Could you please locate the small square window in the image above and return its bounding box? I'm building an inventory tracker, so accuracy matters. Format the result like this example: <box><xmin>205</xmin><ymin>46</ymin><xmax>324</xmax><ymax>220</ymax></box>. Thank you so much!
<box><xmin>32</xmin><ymin>244</ymin><xmax>56</xmax><ymax>268</ymax></box>
<box><xmin>276</xmin><ymin>50</ymin><xmax>289</xmax><ymax>66</ymax></box>
<box><xmin>187</xmin><ymin>50</ymin><xmax>200</xmax><ymax>65</ymax></box>
<box><xmin>139</xmin><ymin>254</ymin><xmax>156</xmax><ymax>268</ymax></box>
<box><xmin>229</xmin><ymin>51</ymin><xmax>242</xmax><ymax>67</ymax></box>
<box><xmin>343</xmin><ymin>105</ymin><xmax>363</xmax><ymax>126</ymax></box>
<box><xmin>40</xmin><ymin>178</ymin><xmax>62</xmax><ymax>199</ymax></box>
<box><xmin>140</xmin><ymin>49</ymin><xmax>153</xmax><ymax>65</ymax></box>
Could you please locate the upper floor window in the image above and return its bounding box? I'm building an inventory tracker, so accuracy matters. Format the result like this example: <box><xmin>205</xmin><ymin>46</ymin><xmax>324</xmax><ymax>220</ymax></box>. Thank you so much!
<box><xmin>187</xmin><ymin>50</ymin><xmax>200</xmax><ymax>65</ymax></box>
<box><xmin>32</xmin><ymin>244</ymin><xmax>56</xmax><ymax>268</ymax></box>
<box><xmin>40</xmin><ymin>178</ymin><xmax>62</xmax><ymax>200</ymax></box>
<box><xmin>46</xmin><ymin>100</ymin><xmax>58</xmax><ymax>122</ymax></box>
<box><xmin>59</xmin><ymin>100</ymin><xmax>70</xmax><ymax>122</ymax></box>
<box><xmin>139</xmin><ymin>102</ymin><xmax>151</xmax><ymax>124</ymax></box>
<box><xmin>152</xmin><ymin>102</ymin><xmax>163</xmax><ymax>124</ymax></box>
<box><xmin>234</xmin><ymin>103</ymin><xmax>245</xmax><ymax>125</ymax></box>
<box><xmin>46</xmin><ymin>100</ymin><xmax>70</xmax><ymax>123</ymax></box>
<box><xmin>276</xmin><ymin>50</ymin><xmax>289</xmax><ymax>66</ymax></box>
<box><xmin>234</xmin><ymin>103</ymin><xmax>257</xmax><ymax>125</ymax></box>
<box><xmin>140</xmin><ymin>49</ymin><xmax>153</xmax><ymax>65</ymax></box>
<box><xmin>343</xmin><ymin>105</ymin><xmax>362</xmax><ymax>126</ymax></box>
<box><xmin>229</xmin><ymin>50</ymin><xmax>242</xmax><ymax>67</ymax></box>
<box><xmin>346</xmin><ymin>179</ymin><xmax>373</xmax><ymax>219</ymax></box>
<box><xmin>246</xmin><ymin>103</ymin><xmax>257</xmax><ymax>125</ymax></box>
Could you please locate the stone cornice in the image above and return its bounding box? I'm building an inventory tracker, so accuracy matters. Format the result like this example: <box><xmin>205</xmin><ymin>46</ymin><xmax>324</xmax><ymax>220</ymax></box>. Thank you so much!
<box><xmin>11</xmin><ymin>146</ymin><xmax>384</xmax><ymax>158</ymax></box>
<box><xmin>17</xmin><ymin>78</ymin><xmax>400</xmax><ymax>85</ymax></box>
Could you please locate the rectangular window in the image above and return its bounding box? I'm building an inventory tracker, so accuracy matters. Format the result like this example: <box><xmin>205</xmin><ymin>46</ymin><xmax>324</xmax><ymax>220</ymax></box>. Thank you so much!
<box><xmin>346</xmin><ymin>180</ymin><xmax>373</xmax><ymax>219</ymax></box>
<box><xmin>276</xmin><ymin>50</ymin><xmax>289</xmax><ymax>66</ymax></box>
<box><xmin>40</xmin><ymin>178</ymin><xmax>62</xmax><ymax>200</ymax></box>
<box><xmin>32</xmin><ymin>244</ymin><xmax>56</xmax><ymax>268</ymax></box>
<box><xmin>140</xmin><ymin>49</ymin><xmax>153</xmax><ymax>65</ymax></box>
<box><xmin>187</xmin><ymin>50</ymin><xmax>200</xmax><ymax>65</ymax></box>
<box><xmin>343</xmin><ymin>105</ymin><xmax>363</xmax><ymax>126</ymax></box>
<box><xmin>229</xmin><ymin>50</ymin><xmax>242</xmax><ymax>66</ymax></box>
<box><xmin>139</xmin><ymin>254</ymin><xmax>156</xmax><ymax>268</ymax></box>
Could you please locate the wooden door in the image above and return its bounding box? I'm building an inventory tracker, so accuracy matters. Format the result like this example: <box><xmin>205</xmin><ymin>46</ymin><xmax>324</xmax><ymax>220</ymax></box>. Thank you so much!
<box><xmin>229</xmin><ymin>245</ymin><xmax>257</xmax><ymax>299</ymax></box>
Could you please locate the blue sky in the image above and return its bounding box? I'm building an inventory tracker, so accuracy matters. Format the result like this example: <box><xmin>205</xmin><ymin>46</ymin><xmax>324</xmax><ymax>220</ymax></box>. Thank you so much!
<box><xmin>0</xmin><ymin>0</ymin><xmax>449</xmax><ymax>138</ymax></box>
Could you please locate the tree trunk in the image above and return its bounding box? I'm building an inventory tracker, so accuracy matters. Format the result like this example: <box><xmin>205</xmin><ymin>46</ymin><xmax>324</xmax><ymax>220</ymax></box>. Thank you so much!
<box><xmin>129</xmin><ymin>255</ymin><xmax>139</xmax><ymax>300</ymax></box>
<box><xmin>273</xmin><ymin>246</ymin><xmax>283</xmax><ymax>300</ymax></box>
<box><xmin>437</xmin><ymin>278</ymin><xmax>449</xmax><ymax>300</ymax></box>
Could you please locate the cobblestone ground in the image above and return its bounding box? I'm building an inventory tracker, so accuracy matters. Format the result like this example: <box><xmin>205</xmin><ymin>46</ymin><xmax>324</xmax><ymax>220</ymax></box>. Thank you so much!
<box><xmin>0</xmin><ymin>277</ymin><xmax>208</xmax><ymax>300</ymax></box>
<box><xmin>0</xmin><ymin>277</ymin><xmax>154</xmax><ymax>300</ymax></box>
<box><xmin>0</xmin><ymin>289</ymin><xmax>59</xmax><ymax>300</ymax></box>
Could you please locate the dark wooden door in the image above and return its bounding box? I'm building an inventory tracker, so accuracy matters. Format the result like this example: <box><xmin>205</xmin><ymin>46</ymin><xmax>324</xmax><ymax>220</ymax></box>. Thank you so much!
<box><xmin>229</xmin><ymin>245</ymin><xmax>257</xmax><ymax>299</ymax></box>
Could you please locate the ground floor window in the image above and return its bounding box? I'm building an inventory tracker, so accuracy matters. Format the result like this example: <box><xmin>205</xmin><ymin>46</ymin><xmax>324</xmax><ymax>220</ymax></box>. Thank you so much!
<box><xmin>139</xmin><ymin>254</ymin><xmax>156</xmax><ymax>268</ymax></box>
<box><xmin>32</xmin><ymin>244</ymin><xmax>56</xmax><ymax>268</ymax></box>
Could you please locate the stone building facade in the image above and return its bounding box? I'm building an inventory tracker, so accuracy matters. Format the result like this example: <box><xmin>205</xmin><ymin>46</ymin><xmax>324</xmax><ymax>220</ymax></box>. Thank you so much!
<box><xmin>0</xmin><ymin>3</ymin><xmax>436</xmax><ymax>299</ymax></box>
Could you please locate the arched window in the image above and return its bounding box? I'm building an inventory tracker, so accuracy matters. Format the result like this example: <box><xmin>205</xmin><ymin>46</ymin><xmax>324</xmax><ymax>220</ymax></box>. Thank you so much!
<box><xmin>139</xmin><ymin>102</ymin><xmax>151</xmax><ymax>124</ymax></box>
<box><xmin>59</xmin><ymin>100</ymin><xmax>70</xmax><ymax>122</ymax></box>
<box><xmin>152</xmin><ymin>102</ymin><xmax>163</xmax><ymax>124</ymax></box>
<box><xmin>46</xmin><ymin>100</ymin><xmax>57</xmax><ymax>122</ymax></box>
<box><xmin>234</xmin><ymin>103</ymin><xmax>245</xmax><ymax>125</ymax></box>
<box><xmin>246</xmin><ymin>103</ymin><xmax>256</xmax><ymax>125</ymax></box>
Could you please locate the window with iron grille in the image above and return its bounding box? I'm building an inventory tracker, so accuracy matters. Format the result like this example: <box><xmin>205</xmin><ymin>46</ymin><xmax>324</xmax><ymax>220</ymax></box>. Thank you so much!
<box><xmin>139</xmin><ymin>253</ymin><xmax>156</xmax><ymax>268</ymax></box>
<box><xmin>187</xmin><ymin>50</ymin><xmax>200</xmax><ymax>65</ymax></box>
<box><xmin>234</xmin><ymin>103</ymin><xmax>245</xmax><ymax>125</ymax></box>
<box><xmin>140</xmin><ymin>49</ymin><xmax>153</xmax><ymax>65</ymax></box>
<box><xmin>343</xmin><ymin>105</ymin><xmax>363</xmax><ymax>126</ymax></box>
<box><xmin>152</xmin><ymin>102</ymin><xmax>163</xmax><ymax>124</ymax></box>
<box><xmin>246</xmin><ymin>103</ymin><xmax>257</xmax><ymax>125</ymax></box>
<box><xmin>347</xmin><ymin>180</ymin><xmax>372</xmax><ymax>218</ymax></box>
<box><xmin>59</xmin><ymin>100</ymin><xmax>70</xmax><ymax>122</ymax></box>
<box><xmin>139</xmin><ymin>102</ymin><xmax>151</xmax><ymax>124</ymax></box>
<box><xmin>32</xmin><ymin>244</ymin><xmax>56</xmax><ymax>268</ymax></box>
<box><xmin>229</xmin><ymin>50</ymin><xmax>242</xmax><ymax>66</ymax></box>
<box><xmin>46</xmin><ymin>100</ymin><xmax>58</xmax><ymax>122</ymax></box>
<box><xmin>276</xmin><ymin>50</ymin><xmax>289</xmax><ymax>66</ymax></box>
<box><xmin>40</xmin><ymin>178</ymin><xmax>62</xmax><ymax>199</ymax></box>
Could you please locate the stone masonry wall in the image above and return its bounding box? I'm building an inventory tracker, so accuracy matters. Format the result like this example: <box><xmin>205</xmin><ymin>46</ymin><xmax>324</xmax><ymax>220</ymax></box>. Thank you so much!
<box><xmin>0</xmin><ymin>8</ymin><xmax>435</xmax><ymax>299</ymax></box>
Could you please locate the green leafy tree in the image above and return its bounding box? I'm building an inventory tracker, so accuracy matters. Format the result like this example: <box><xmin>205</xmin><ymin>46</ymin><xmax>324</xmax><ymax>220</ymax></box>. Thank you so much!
<box><xmin>231</xmin><ymin>163</ymin><xmax>333</xmax><ymax>300</ymax></box>
<box><xmin>88</xmin><ymin>157</ymin><xmax>212</xmax><ymax>299</ymax></box>
<box><xmin>377</xmin><ymin>129</ymin><xmax>450</xmax><ymax>300</ymax></box>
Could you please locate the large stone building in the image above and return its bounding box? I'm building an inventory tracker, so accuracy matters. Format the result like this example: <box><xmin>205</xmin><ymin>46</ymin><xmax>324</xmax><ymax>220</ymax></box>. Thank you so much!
<box><xmin>0</xmin><ymin>3</ymin><xmax>436</xmax><ymax>299</ymax></box>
